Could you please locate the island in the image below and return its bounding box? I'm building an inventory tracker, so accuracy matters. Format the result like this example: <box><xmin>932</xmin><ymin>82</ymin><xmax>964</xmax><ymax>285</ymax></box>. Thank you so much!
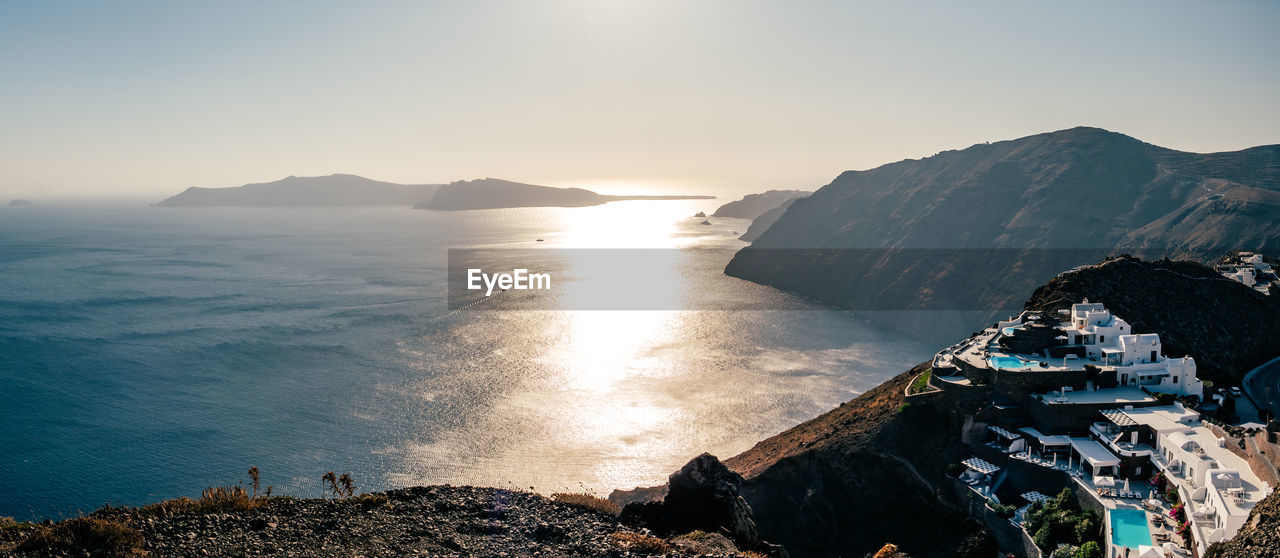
<box><xmin>156</xmin><ymin>175</ymin><xmax>713</xmax><ymax>210</ymax></box>
<box><xmin>416</xmin><ymin>178</ymin><xmax>714</xmax><ymax>211</ymax></box>
<box><xmin>155</xmin><ymin>174</ymin><xmax>440</xmax><ymax>207</ymax></box>
<box><xmin>8</xmin><ymin>199</ymin><xmax>33</xmax><ymax>206</ymax></box>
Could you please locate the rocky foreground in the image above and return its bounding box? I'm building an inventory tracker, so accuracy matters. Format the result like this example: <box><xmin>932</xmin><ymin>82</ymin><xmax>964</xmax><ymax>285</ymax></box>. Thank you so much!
<box><xmin>0</xmin><ymin>485</ymin><xmax>762</xmax><ymax>558</ymax></box>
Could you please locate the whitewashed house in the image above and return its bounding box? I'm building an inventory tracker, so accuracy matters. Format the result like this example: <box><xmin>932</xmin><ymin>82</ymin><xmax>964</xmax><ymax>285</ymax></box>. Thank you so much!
<box><xmin>1061</xmin><ymin>301</ymin><xmax>1202</xmax><ymax>398</ymax></box>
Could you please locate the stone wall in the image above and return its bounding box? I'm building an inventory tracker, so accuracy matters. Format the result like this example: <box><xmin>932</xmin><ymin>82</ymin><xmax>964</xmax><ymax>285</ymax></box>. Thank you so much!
<box><xmin>951</xmin><ymin>479</ymin><xmax>1041</xmax><ymax>558</ymax></box>
<box><xmin>1026</xmin><ymin>398</ymin><xmax>1160</xmax><ymax>435</ymax></box>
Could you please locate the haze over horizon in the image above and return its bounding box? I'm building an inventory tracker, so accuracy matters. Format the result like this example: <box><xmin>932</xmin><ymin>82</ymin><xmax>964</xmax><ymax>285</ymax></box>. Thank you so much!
<box><xmin>2</xmin><ymin>1</ymin><xmax>1278</xmax><ymax>200</ymax></box>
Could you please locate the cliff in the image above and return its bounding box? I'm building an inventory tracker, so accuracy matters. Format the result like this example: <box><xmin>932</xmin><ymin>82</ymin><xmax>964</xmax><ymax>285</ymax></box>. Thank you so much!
<box><xmin>712</xmin><ymin>190</ymin><xmax>810</xmax><ymax>220</ymax></box>
<box><xmin>156</xmin><ymin>174</ymin><xmax>440</xmax><ymax>207</ymax></box>
<box><xmin>739</xmin><ymin>198</ymin><xmax>801</xmax><ymax>242</ymax></box>
<box><xmin>725</xmin><ymin>127</ymin><xmax>1280</xmax><ymax>338</ymax></box>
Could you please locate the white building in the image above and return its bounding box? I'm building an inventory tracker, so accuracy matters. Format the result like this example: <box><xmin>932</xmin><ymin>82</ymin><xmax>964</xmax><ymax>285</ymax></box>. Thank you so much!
<box><xmin>1219</xmin><ymin>252</ymin><xmax>1275</xmax><ymax>294</ymax></box>
<box><xmin>1060</xmin><ymin>300</ymin><xmax>1203</xmax><ymax>398</ymax></box>
<box><xmin>1118</xmin><ymin>405</ymin><xmax>1272</xmax><ymax>556</ymax></box>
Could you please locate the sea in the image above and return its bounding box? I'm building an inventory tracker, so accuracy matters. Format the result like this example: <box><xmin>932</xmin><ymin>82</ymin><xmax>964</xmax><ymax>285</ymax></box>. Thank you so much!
<box><xmin>0</xmin><ymin>200</ymin><xmax>934</xmax><ymax>520</ymax></box>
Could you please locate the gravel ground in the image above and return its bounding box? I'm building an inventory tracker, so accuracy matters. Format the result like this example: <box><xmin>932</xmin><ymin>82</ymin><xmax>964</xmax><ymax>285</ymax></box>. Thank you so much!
<box><xmin>1</xmin><ymin>486</ymin><xmax>754</xmax><ymax>557</ymax></box>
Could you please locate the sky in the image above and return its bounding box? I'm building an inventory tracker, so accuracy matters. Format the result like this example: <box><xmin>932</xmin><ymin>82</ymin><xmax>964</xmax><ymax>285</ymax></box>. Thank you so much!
<box><xmin>2</xmin><ymin>1</ymin><xmax>1278</xmax><ymax>200</ymax></box>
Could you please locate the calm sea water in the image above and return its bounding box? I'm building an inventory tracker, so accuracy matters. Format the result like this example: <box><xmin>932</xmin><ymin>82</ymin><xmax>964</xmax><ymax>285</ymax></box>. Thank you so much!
<box><xmin>0</xmin><ymin>202</ymin><xmax>932</xmax><ymax>520</ymax></box>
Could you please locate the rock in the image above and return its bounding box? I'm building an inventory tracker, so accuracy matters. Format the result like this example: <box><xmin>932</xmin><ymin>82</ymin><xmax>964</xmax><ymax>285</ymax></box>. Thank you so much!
<box><xmin>664</xmin><ymin>453</ymin><xmax>759</xmax><ymax>549</ymax></box>
<box><xmin>700</xmin><ymin>220</ymin><xmax>712</xmax><ymax>225</ymax></box>
<box><xmin>622</xmin><ymin>453</ymin><xmax>769</xmax><ymax>553</ymax></box>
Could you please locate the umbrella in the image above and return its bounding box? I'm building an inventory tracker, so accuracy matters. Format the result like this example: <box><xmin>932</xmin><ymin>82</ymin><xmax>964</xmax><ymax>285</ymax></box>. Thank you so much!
<box><xmin>1125</xmin><ymin>478</ymin><xmax>1131</xmax><ymax>492</ymax></box>
<box><xmin>1095</xmin><ymin>476</ymin><xmax>1116</xmax><ymax>487</ymax></box>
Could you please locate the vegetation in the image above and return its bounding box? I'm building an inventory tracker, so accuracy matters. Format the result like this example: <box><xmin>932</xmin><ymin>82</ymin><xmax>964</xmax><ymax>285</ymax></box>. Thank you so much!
<box><xmin>989</xmin><ymin>502</ymin><xmax>1017</xmax><ymax>518</ymax></box>
<box><xmin>322</xmin><ymin>471</ymin><xmax>357</xmax><ymax>499</ymax></box>
<box><xmin>139</xmin><ymin>467</ymin><xmax>275</xmax><ymax>516</ymax></box>
<box><xmin>1073</xmin><ymin>541</ymin><xmax>1102</xmax><ymax>558</ymax></box>
<box><xmin>550</xmin><ymin>492</ymin><xmax>621</xmax><ymax>516</ymax></box>
<box><xmin>908</xmin><ymin>369</ymin><xmax>933</xmax><ymax>394</ymax></box>
<box><xmin>610</xmin><ymin>531</ymin><xmax>672</xmax><ymax>554</ymax></box>
<box><xmin>670</xmin><ymin>530</ymin><xmax>738</xmax><ymax>554</ymax></box>
<box><xmin>15</xmin><ymin>517</ymin><xmax>143</xmax><ymax>558</ymax></box>
<box><xmin>1024</xmin><ymin>488</ymin><xmax>1101</xmax><ymax>551</ymax></box>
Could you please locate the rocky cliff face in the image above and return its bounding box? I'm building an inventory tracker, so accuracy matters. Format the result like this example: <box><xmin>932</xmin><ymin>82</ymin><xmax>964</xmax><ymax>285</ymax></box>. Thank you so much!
<box><xmin>725</xmin><ymin>127</ymin><xmax>1280</xmax><ymax>339</ymax></box>
<box><xmin>739</xmin><ymin>198</ymin><xmax>800</xmax><ymax>242</ymax></box>
<box><xmin>1024</xmin><ymin>255</ymin><xmax>1280</xmax><ymax>384</ymax></box>
<box><xmin>720</xmin><ymin>365</ymin><xmax>996</xmax><ymax>558</ymax></box>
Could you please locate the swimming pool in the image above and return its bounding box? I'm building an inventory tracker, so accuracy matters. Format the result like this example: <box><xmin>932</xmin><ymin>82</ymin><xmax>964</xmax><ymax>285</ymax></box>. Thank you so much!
<box><xmin>1109</xmin><ymin>508</ymin><xmax>1152</xmax><ymax>549</ymax></box>
<box><xmin>989</xmin><ymin>356</ymin><xmax>1036</xmax><ymax>369</ymax></box>
<box><xmin>1002</xmin><ymin>326</ymin><xmax>1016</xmax><ymax>336</ymax></box>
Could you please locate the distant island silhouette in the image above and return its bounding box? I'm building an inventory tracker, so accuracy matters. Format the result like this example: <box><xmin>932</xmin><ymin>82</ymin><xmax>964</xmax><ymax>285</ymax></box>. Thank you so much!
<box><xmin>419</xmin><ymin>178</ymin><xmax>713</xmax><ymax>211</ymax></box>
<box><xmin>8</xmin><ymin>199</ymin><xmax>33</xmax><ymax>206</ymax></box>
<box><xmin>156</xmin><ymin>174</ymin><xmax>712</xmax><ymax>209</ymax></box>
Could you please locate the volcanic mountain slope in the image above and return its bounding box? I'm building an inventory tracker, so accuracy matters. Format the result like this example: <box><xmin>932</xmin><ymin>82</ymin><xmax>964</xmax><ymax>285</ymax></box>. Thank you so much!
<box><xmin>725</xmin><ymin>127</ymin><xmax>1280</xmax><ymax>337</ymax></box>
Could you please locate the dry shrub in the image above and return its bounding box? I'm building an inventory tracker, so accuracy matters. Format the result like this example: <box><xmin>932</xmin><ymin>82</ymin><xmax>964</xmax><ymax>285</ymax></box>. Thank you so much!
<box><xmin>16</xmin><ymin>517</ymin><xmax>143</xmax><ymax>558</ymax></box>
<box><xmin>671</xmin><ymin>530</ymin><xmax>737</xmax><ymax>554</ymax></box>
<box><xmin>873</xmin><ymin>543</ymin><xmax>901</xmax><ymax>558</ymax></box>
<box><xmin>550</xmin><ymin>492</ymin><xmax>621</xmax><ymax>516</ymax></box>
<box><xmin>610</xmin><ymin>531</ymin><xmax>672</xmax><ymax>555</ymax></box>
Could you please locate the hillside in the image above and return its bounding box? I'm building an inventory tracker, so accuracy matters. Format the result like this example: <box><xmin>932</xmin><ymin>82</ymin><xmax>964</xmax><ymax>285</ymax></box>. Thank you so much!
<box><xmin>725</xmin><ymin>127</ymin><xmax>1280</xmax><ymax>338</ymax></box>
<box><xmin>712</xmin><ymin>190</ymin><xmax>810</xmax><ymax>220</ymax></box>
<box><xmin>419</xmin><ymin>178</ymin><xmax>713</xmax><ymax>210</ymax></box>
<box><xmin>621</xmin><ymin>255</ymin><xmax>1280</xmax><ymax>558</ymax></box>
<box><xmin>156</xmin><ymin>174</ymin><xmax>440</xmax><ymax>207</ymax></box>
<box><xmin>739</xmin><ymin>198</ymin><xmax>802</xmax><ymax>242</ymax></box>
<box><xmin>1023</xmin><ymin>255</ymin><xmax>1280</xmax><ymax>384</ymax></box>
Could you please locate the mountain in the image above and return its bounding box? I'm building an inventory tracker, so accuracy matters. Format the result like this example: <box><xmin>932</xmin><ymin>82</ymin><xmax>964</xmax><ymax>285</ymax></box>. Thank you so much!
<box><xmin>712</xmin><ymin>190</ymin><xmax>810</xmax><ymax>220</ymax></box>
<box><xmin>739</xmin><ymin>198</ymin><xmax>801</xmax><ymax>242</ymax></box>
<box><xmin>8</xmin><ymin>199</ymin><xmax>33</xmax><ymax>206</ymax></box>
<box><xmin>417</xmin><ymin>178</ymin><xmax>713</xmax><ymax>211</ymax></box>
<box><xmin>725</xmin><ymin>127</ymin><xmax>1280</xmax><ymax>337</ymax></box>
<box><xmin>156</xmin><ymin>174</ymin><xmax>440</xmax><ymax>207</ymax></box>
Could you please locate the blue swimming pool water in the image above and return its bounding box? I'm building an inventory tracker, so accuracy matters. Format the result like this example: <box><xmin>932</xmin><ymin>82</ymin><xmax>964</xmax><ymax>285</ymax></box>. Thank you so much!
<box><xmin>1002</xmin><ymin>326</ymin><xmax>1016</xmax><ymax>336</ymax></box>
<box><xmin>989</xmin><ymin>356</ymin><xmax>1035</xmax><ymax>369</ymax></box>
<box><xmin>1109</xmin><ymin>508</ymin><xmax>1152</xmax><ymax>549</ymax></box>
